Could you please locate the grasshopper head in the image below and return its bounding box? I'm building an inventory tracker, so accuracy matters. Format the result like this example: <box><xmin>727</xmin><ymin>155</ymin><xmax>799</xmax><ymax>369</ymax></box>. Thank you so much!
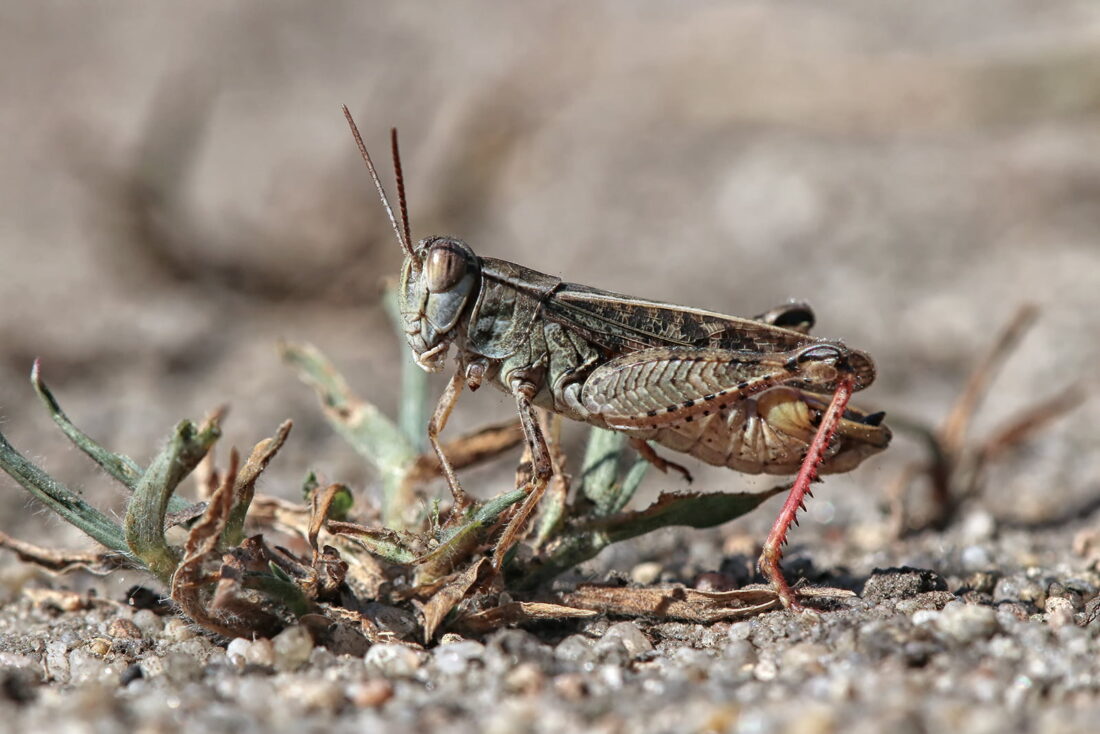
<box><xmin>338</xmin><ymin>114</ymin><xmax>482</xmax><ymax>371</ymax></box>
<box><xmin>399</xmin><ymin>236</ymin><xmax>481</xmax><ymax>371</ymax></box>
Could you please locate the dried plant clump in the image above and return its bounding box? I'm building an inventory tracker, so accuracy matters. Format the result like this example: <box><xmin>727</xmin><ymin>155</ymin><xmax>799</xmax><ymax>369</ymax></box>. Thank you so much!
<box><xmin>0</xmin><ymin>295</ymin><xmax>799</xmax><ymax>644</ymax></box>
<box><xmin>888</xmin><ymin>305</ymin><xmax>1087</xmax><ymax>536</ymax></box>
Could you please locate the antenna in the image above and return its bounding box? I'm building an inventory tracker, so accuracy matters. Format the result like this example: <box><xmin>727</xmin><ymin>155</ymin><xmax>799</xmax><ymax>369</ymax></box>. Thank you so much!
<box><xmin>391</xmin><ymin>128</ymin><xmax>413</xmax><ymax>252</ymax></box>
<box><xmin>342</xmin><ymin>105</ymin><xmax>416</xmax><ymax>260</ymax></box>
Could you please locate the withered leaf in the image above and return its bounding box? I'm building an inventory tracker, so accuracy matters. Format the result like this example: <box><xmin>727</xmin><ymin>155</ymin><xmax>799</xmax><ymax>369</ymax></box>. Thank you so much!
<box><xmin>402</xmin><ymin>419</ymin><xmax>524</xmax><ymax>486</ymax></box>
<box><xmin>171</xmin><ymin>450</ymin><xmax>285</xmax><ymax>638</ymax></box>
<box><xmin>416</xmin><ymin>557</ymin><xmax>494</xmax><ymax>643</ymax></box>
<box><xmin>224</xmin><ymin>420</ymin><xmax>292</xmax><ymax>545</ymax></box>
<box><xmin>562</xmin><ymin>584</ymin><xmax>857</xmax><ymax>622</ymax></box>
<box><xmin>455</xmin><ymin>601</ymin><xmax>597</xmax><ymax>634</ymax></box>
<box><xmin>562</xmin><ymin>584</ymin><xmax>780</xmax><ymax>622</ymax></box>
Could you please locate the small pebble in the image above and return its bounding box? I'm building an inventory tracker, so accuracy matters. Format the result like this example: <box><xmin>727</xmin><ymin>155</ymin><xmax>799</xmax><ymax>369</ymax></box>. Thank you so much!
<box><xmin>631</xmin><ymin>562</ymin><xmax>663</xmax><ymax>585</ymax></box>
<box><xmin>911</xmin><ymin>610</ymin><xmax>940</xmax><ymax>627</ymax></box>
<box><xmin>602</xmin><ymin>621</ymin><xmax>654</xmax><ymax>658</ymax></box>
<box><xmin>67</xmin><ymin>648</ymin><xmax>108</xmax><ymax>684</ymax></box>
<box><xmin>960</xmin><ymin>511</ymin><xmax>996</xmax><ymax>543</ymax></box>
<box><xmin>289</xmin><ymin>679</ymin><xmax>345</xmax><ymax>712</ymax></box>
<box><xmin>723</xmin><ymin>640</ymin><xmax>757</xmax><ymax>668</ymax></box>
<box><xmin>727</xmin><ymin>621</ymin><xmax>753</xmax><ymax>642</ymax></box>
<box><xmin>162</xmin><ymin>618</ymin><xmax>196</xmax><ymax>642</ymax></box>
<box><xmin>754</xmin><ymin>657</ymin><xmax>778</xmax><ymax>681</ymax></box>
<box><xmin>1044</xmin><ymin>597</ymin><xmax>1075</xmax><ymax>628</ymax></box>
<box><xmin>348</xmin><ymin>679</ymin><xmax>394</xmax><ymax>708</ymax></box>
<box><xmin>131</xmin><ymin>609</ymin><xmax>164</xmax><ymax>636</ymax></box>
<box><xmin>554</xmin><ymin>634</ymin><xmax>595</xmax><ymax>663</ymax></box>
<box><xmin>961</xmin><ymin>545</ymin><xmax>993</xmax><ymax>571</ymax></box>
<box><xmin>503</xmin><ymin>661</ymin><xmax>544</xmax><ymax>694</ymax></box>
<box><xmin>86</xmin><ymin>638</ymin><xmax>111</xmax><ymax>656</ymax></box>
<box><xmin>162</xmin><ymin>652</ymin><xmax>203</xmax><ymax>684</ymax></box>
<box><xmin>364</xmin><ymin>643</ymin><xmax>426</xmax><ymax>678</ymax></box>
<box><xmin>107</xmin><ymin>618</ymin><xmax>142</xmax><ymax>640</ymax></box>
<box><xmin>272</xmin><ymin>625</ymin><xmax>314</xmax><ymax>672</ymax></box>
<box><xmin>45</xmin><ymin>640</ymin><xmax>70</xmax><ymax>683</ymax></box>
<box><xmin>934</xmin><ymin>602</ymin><xmax>999</xmax><ymax>643</ymax></box>
<box><xmin>433</xmin><ymin>640</ymin><xmax>486</xmax><ymax>675</ymax></box>
<box><xmin>226</xmin><ymin>637</ymin><xmax>276</xmax><ymax>668</ymax></box>
<box><xmin>781</xmin><ymin>642</ymin><xmax>828</xmax><ymax>675</ymax></box>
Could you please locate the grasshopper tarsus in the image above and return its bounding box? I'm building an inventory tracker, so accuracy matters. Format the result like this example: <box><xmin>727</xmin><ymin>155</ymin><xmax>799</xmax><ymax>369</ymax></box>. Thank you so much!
<box><xmin>491</xmin><ymin>384</ymin><xmax>554</xmax><ymax>569</ymax></box>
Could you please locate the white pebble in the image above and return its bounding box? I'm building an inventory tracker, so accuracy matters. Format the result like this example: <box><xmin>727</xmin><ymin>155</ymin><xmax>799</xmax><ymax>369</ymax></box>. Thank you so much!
<box><xmin>630</xmin><ymin>562</ymin><xmax>663</xmax><ymax>585</ymax></box>
<box><xmin>602</xmin><ymin>621</ymin><xmax>654</xmax><ymax>658</ymax></box>
<box><xmin>961</xmin><ymin>545</ymin><xmax>993</xmax><ymax>571</ymax></box>
<box><xmin>273</xmin><ymin>625</ymin><xmax>315</xmax><ymax>672</ymax></box>
<box><xmin>162</xmin><ymin>618</ymin><xmax>196</xmax><ymax>642</ymax></box>
<box><xmin>1044</xmin><ymin>597</ymin><xmax>1076</xmax><ymax>628</ymax></box>
<box><xmin>911</xmin><ymin>610</ymin><xmax>941</xmax><ymax>626</ymax></box>
<box><xmin>131</xmin><ymin>609</ymin><xmax>164</xmax><ymax>637</ymax></box>
<box><xmin>67</xmin><ymin>648</ymin><xmax>107</xmax><ymax>684</ymax></box>
<box><xmin>45</xmin><ymin>641</ymin><xmax>70</xmax><ymax>683</ymax></box>
<box><xmin>935</xmin><ymin>602</ymin><xmax>999</xmax><ymax>643</ymax></box>
<box><xmin>365</xmin><ymin>643</ymin><xmax>426</xmax><ymax>678</ymax></box>
<box><xmin>432</xmin><ymin>640</ymin><xmax>485</xmax><ymax>675</ymax></box>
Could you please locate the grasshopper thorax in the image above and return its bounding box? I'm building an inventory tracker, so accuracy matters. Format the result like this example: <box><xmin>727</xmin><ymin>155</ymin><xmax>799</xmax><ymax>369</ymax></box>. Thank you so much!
<box><xmin>400</xmin><ymin>236</ymin><xmax>481</xmax><ymax>372</ymax></box>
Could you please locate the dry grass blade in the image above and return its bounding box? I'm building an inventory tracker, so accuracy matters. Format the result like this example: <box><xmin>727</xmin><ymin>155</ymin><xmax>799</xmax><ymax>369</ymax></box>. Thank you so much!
<box><xmin>308</xmin><ymin>483</ymin><xmax>346</xmax><ymax>561</ymax></box>
<box><xmin>562</xmin><ymin>584</ymin><xmax>783</xmax><ymax>622</ymax></box>
<box><xmin>402</xmin><ymin>419</ymin><xmax>525</xmax><ymax>486</ymax></box>
<box><xmin>455</xmin><ymin>601</ymin><xmax>597</xmax><ymax>634</ymax></box>
<box><xmin>0</xmin><ymin>531</ymin><xmax>130</xmax><ymax>575</ymax></box>
<box><xmin>183</xmin><ymin>449</ymin><xmax>239</xmax><ymax>559</ymax></box>
<box><xmin>939</xmin><ymin>303</ymin><xmax>1038</xmax><ymax>456</ymax></box>
<box><xmin>224</xmin><ymin>420</ymin><xmax>292</xmax><ymax>545</ymax></box>
<box><xmin>977</xmin><ymin>381</ymin><xmax>1087</xmax><ymax>463</ymax></box>
<box><xmin>891</xmin><ymin>304</ymin><xmax>1086</xmax><ymax>535</ymax></box>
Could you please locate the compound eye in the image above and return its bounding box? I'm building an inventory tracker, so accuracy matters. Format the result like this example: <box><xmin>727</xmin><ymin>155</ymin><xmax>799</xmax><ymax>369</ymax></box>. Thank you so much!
<box><xmin>426</xmin><ymin>244</ymin><xmax>468</xmax><ymax>292</ymax></box>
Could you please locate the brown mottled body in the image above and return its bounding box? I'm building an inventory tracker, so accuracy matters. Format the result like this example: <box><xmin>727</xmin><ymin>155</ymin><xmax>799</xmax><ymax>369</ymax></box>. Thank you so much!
<box><xmin>457</xmin><ymin>257</ymin><xmax>889</xmax><ymax>476</ymax></box>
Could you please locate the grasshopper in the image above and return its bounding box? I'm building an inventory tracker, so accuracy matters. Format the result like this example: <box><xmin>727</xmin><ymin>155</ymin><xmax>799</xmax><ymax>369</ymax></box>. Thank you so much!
<box><xmin>342</xmin><ymin>108</ymin><xmax>890</xmax><ymax>608</ymax></box>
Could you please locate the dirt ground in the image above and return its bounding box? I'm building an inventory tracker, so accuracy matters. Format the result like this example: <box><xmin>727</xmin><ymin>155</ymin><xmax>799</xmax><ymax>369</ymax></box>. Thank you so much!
<box><xmin>1</xmin><ymin>3</ymin><xmax>1099</xmax><ymax>732</ymax></box>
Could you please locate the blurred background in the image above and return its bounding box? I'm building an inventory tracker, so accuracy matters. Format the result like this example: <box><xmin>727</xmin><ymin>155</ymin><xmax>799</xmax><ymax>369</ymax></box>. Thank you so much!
<box><xmin>1</xmin><ymin>1</ymin><xmax>1098</xmax><ymax>582</ymax></box>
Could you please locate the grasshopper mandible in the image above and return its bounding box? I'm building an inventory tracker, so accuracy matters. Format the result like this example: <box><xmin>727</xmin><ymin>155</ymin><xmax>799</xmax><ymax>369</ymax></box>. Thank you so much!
<box><xmin>342</xmin><ymin>108</ymin><xmax>890</xmax><ymax>609</ymax></box>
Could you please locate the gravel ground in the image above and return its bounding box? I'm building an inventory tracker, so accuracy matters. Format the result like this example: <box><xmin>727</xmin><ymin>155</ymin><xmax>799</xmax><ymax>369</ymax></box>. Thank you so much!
<box><xmin>2</xmin><ymin>3</ymin><xmax>1100</xmax><ymax>733</ymax></box>
<box><xmin>1</xmin><ymin>519</ymin><xmax>1099</xmax><ymax>733</ymax></box>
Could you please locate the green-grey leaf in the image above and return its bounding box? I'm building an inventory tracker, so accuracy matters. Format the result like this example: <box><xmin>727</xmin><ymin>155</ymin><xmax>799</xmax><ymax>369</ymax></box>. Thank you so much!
<box><xmin>0</xmin><ymin>430</ymin><xmax>129</xmax><ymax>555</ymax></box>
